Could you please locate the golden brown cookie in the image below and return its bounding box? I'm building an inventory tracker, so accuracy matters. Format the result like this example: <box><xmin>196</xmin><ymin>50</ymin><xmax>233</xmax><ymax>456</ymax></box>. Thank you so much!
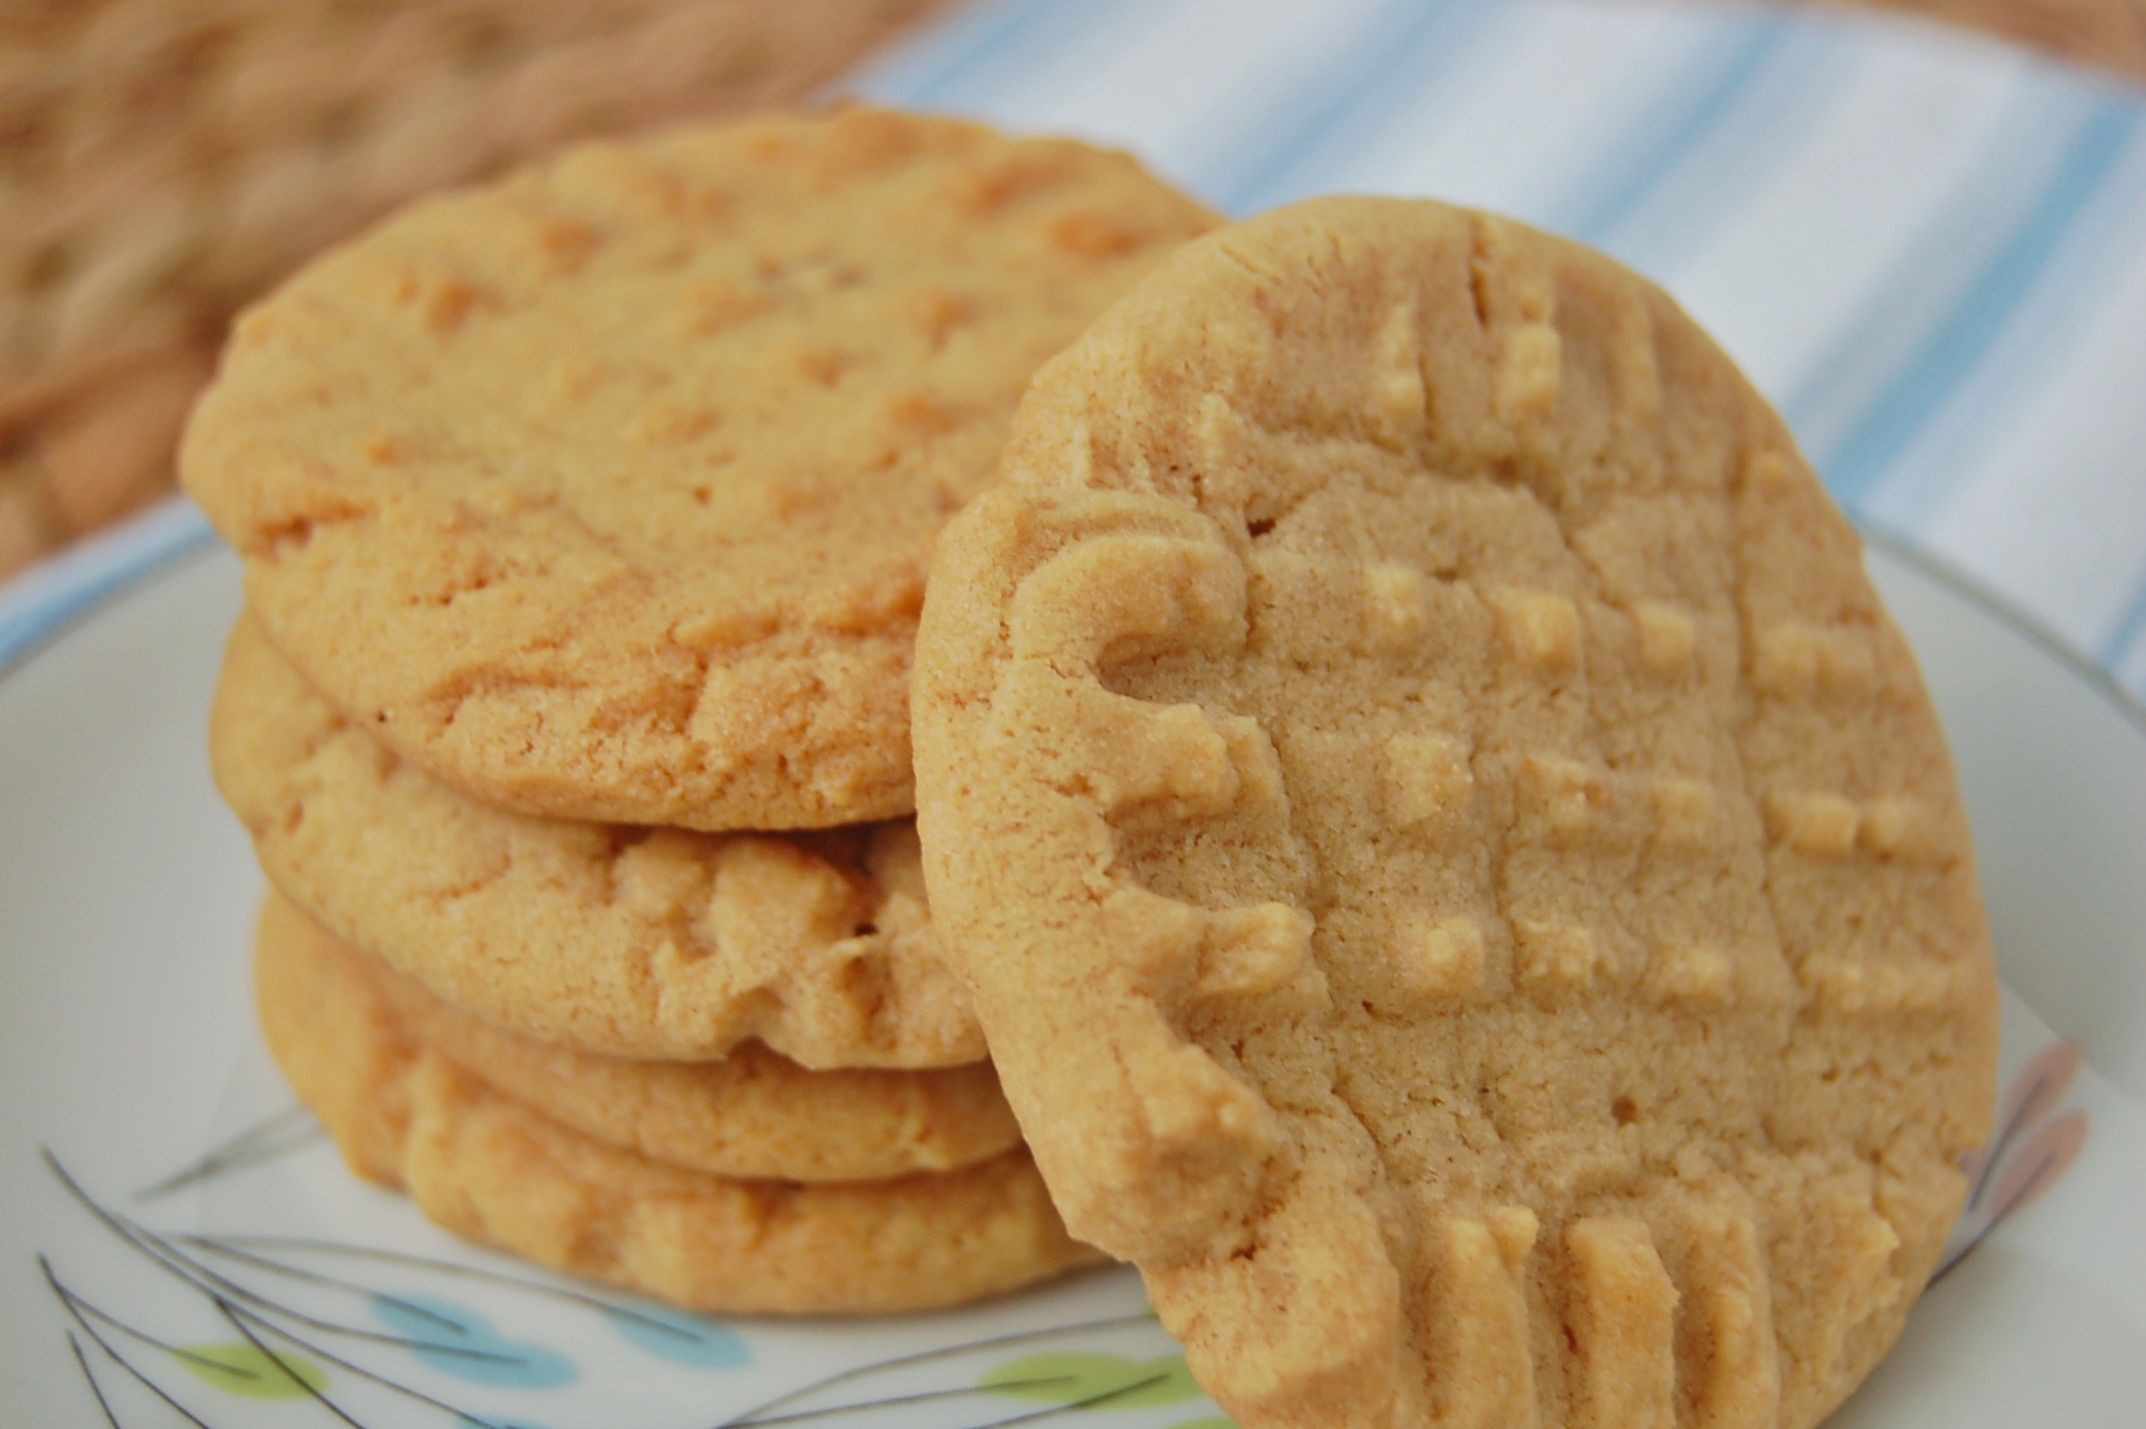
<box><xmin>182</xmin><ymin>106</ymin><xmax>1217</xmax><ymax>831</ymax></box>
<box><xmin>259</xmin><ymin>891</ymin><xmax>1022</xmax><ymax>1180</ymax></box>
<box><xmin>213</xmin><ymin>611</ymin><xmax>981</xmax><ymax>1066</ymax></box>
<box><xmin>254</xmin><ymin>892</ymin><xmax>1105</xmax><ymax>1314</ymax></box>
<box><xmin>912</xmin><ymin>198</ymin><xmax>1998</xmax><ymax>1428</ymax></box>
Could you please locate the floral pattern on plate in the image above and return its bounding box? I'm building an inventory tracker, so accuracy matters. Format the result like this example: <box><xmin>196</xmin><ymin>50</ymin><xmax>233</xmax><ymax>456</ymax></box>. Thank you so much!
<box><xmin>38</xmin><ymin>1021</ymin><xmax>2089</xmax><ymax>1427</ymax></box>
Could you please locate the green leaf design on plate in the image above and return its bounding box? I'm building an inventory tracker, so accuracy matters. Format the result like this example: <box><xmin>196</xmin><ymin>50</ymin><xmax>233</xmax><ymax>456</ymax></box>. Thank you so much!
<box><xmin>175</xmin><ymin>1342</ymin><xmax>327</xmax><ymax>1399</ymax></box>
<box><xmin>980</xmin><ymin>1351</ymin><xmax>1204</xmax><ymax>1409</ymax></box>
<box><xmin>1166</xmin><ymin>1418</ymin><xmax>1237</xmax><ymax>1429</ymax></box>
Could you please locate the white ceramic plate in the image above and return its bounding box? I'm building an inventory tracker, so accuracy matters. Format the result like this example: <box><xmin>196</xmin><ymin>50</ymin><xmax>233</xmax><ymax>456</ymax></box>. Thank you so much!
<box><xmin>2</xmin><ymin>532</ymin><xmax>2142</xmax><ymax>1428</ymax></box>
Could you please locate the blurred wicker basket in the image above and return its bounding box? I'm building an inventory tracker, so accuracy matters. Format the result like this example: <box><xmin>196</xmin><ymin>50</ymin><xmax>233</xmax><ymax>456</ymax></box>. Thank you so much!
<box><xmin>1841</xmin><ymin>0</ymin><xmax>2146</xmax><ymax>72</ymax></box>
<box><xmin>0</xmin><ymin>0</ymin><xmax>950</xmax><ymax>578</ymax></box>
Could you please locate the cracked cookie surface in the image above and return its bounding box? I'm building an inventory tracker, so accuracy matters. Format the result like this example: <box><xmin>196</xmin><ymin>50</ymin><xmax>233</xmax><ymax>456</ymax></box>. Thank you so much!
<box><xmin>912</xmin><ymin>197</ymin><xmax>1997</xmax><ymax>1429</ymax></box>
<box><xmin>259</xmin><ymin>892</ymin><xmax>1020</xmax><ymax>1180</ymax></box>
<box><xmin>215</xmin><ymin>612</ymin><xmax>981</xmax><ymax>1066</ymax></box>
<box><xmin>255</xmin><ymin>891</ymin><xmax>1104</xmax><ymax>1315</ymax></box>
<box><xmin>183</xmin><ymin>107</ymin><xmax>1216</xmax><ymax>830</ymax></box>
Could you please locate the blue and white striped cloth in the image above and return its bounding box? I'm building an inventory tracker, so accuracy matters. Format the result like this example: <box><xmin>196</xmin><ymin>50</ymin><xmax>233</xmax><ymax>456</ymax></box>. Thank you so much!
<box><xmin>6</xmin><ymin>0</ymin><xmax>2144</xmax><ymax>701</ymax></box>
<box><xmin>859</xmin><ymin>0</ymin><xmax>2146</xmax><ymax>697</ymax></box>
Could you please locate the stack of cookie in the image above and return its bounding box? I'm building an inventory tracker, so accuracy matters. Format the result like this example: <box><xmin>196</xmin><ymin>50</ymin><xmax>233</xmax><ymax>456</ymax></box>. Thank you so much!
<box><xmin>189</xmin><ymin>100</ymin><xmax>2005</xmax><ymax>1428</ymax></box>
<box><xmin>184</xmin><ymin>108</ymin><xmax>1217</xmax><ymax>1313</ymax></box>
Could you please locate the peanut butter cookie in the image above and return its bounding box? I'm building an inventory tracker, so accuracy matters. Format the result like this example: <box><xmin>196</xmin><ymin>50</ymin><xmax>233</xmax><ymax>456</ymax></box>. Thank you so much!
<box><xmin>214</xmin><ymin>612</ymin><xmax>979</xmax><ymax>1066</ymax></box>
<box><xmin>261</xmin><ymin>892</ymin><xmax>1020</xmax><ymax>1181</ymax></box>
<box><xmin>913</xmin><ymin>198</ymin><xmax>1997</xmax><ymax>1429</ymax></box>
<box><xmin>183</xmin><ymin>107</ymin><xmax>1215</xmax><ymax>830</ymax></box>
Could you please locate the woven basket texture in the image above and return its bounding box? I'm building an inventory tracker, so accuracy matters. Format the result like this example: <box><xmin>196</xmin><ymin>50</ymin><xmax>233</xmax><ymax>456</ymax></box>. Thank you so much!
<box><xmin>0</xmin><ymin>0</ymin><xmax>951</xmax><ymax>578</ymax></box>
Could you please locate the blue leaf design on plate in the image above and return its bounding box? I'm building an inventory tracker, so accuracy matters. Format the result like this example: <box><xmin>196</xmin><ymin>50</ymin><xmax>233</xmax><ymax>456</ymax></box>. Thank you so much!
<box><xmin>604</xmin><ymin>1303</ymin><xmax>752</xmax><ymax>1368</ymax></box>
<box><xmin>370</xmin><ymin>1293</ymin><xmax>576</xmax><ymax>1389</ymax></box>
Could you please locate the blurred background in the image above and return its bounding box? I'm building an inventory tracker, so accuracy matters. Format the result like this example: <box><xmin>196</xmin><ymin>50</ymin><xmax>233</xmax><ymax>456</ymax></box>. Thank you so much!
<box><xmin>0</xmin><ymin>0</ymin><xmax>2139</xmax><ymax>581</ymax></box>
<box><xmin>0</xmin><ymin>0</ymin><xmax>960</xmax><ymax>580</ymax></box>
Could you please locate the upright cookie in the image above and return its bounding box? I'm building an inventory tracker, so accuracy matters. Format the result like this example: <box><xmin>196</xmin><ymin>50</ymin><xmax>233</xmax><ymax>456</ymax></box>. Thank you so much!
<box><xmin>913</xmin><ymin>199</ymin><xmax>1997</xmax><ymax>1428</ymax></box>
<box><xmin>260</xmin><ymin>893</ymin><xmax>1021</xmax><ymax>1181</ymax></box>
<box><xmin>183</xmin><ymin>107</ymin><xmax>1216</xmax><ymax>830</ymax></box>
<box><xmin>255</xmin><ymin>894</ymin><xmax>1104</xmax><ymax>1314</ymax></box>
<box><xmin>214</xmin><ymin>612</ymin><xmax>980</xmax><ymax>1066</ymax></box>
